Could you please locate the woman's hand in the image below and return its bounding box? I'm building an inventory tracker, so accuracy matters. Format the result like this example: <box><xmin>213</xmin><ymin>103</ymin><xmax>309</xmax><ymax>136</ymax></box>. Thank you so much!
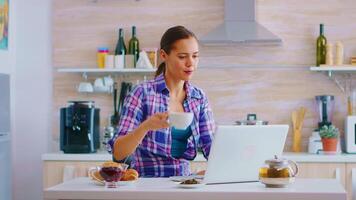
<box><xmin>141</xmin><ymin>112</ymin><xmax>169</xmax><ymax>132</ymax></box>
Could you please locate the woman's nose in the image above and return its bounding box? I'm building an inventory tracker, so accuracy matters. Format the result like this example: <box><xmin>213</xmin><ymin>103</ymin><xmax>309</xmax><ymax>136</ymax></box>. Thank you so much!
<box><xmin>186</xmin><ymin>57</ymin><xmax>194</xmax><ymax>67</ymax></box>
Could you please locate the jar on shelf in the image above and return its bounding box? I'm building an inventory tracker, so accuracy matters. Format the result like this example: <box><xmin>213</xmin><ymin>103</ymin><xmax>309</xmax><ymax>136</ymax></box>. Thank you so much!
<box><xmin>97</xmin><ymin>47</ymin><xmax>109</xmax><ymax>69</ymax></box>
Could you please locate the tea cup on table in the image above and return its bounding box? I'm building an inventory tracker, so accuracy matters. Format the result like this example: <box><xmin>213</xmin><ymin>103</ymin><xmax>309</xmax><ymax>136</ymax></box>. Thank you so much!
<box><xmin>168</xmin><ymin>112</ymin><xmax>194</xmax><ymax>130</ymax></box>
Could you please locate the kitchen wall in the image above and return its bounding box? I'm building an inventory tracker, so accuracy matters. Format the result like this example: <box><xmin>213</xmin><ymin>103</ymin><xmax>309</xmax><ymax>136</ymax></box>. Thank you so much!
<box><xmin>11</xmin><ymin>0</ymin><xmax>52</xmax><ymax>200</ymax></box>
<box><xmin>52</xmin><ymin>0</ymin><xmax>356</xmax><ymax>151</ymax></box>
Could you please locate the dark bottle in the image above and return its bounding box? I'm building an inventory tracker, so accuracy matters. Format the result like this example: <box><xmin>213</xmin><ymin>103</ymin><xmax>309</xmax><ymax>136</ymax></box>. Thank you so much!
<box><xmin>128</xmin><ymin>26</ymin><xmax>140</xmax><ymax>67</ymax></box>
<box><xmin>115</xmin><ymin>28</ymin><xmax>126</xmax><ymax>55</ymax></box>
<box><xmin>316</xmin><ymin>24</ymin><xmax>327</xmax><ymax>66</ymax></box>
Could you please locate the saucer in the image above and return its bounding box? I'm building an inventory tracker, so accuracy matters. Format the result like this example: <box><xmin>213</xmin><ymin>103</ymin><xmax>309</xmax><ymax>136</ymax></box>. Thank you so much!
<box><xmin>176</xmin><ymin>182</ymin><xmax>205</xmax><ymax>189</ymax></box>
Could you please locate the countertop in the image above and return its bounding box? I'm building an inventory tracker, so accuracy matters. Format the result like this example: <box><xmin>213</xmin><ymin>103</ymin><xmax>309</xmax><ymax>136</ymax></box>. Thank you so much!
<box><xmin>42</xmin><ymin>151</ymin><xmax>356</xmax><ymax>163</ymax></box>
<box><xmin>43</xmin><ymin>177</ymin><xmax>346</xmax><ymax>200</ymax></box>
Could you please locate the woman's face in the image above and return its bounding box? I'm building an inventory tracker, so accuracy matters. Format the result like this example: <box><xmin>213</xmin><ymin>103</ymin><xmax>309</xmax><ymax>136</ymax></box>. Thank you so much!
<box><xmin>161</xmin><ymin>37</ymin><xmax>199</xmax><ymax>81</ymax></box>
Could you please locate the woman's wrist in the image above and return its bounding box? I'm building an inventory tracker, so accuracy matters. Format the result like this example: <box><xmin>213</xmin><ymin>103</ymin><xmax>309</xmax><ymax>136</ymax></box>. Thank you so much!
<box><xmin>139</xmin><ymin>120</ymin><xmax>151</xmax><ymax>133</ymax></box>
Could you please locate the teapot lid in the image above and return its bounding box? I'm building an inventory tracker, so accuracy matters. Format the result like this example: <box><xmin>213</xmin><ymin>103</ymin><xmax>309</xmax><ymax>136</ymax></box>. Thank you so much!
<box><xmin>265</xmin><ymin>155</ymin><xmax>289</xmax><ymax>166</ymax></box>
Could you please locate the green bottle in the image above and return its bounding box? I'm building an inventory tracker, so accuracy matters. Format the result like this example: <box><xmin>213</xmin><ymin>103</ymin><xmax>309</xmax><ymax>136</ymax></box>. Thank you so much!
<box><xmin>316</xmin><ymin>24</ymin><xmax>327</xmax><ymax>66</ymax></box>
<box><xmin>128</xmin><ymin>26</ymin><xmax>140</xmax><ymax>67</ymax></box>
<box><xmin>115</xmin><ymin>28</ymin><xmax>126</xmax><ymax>55</ymax></box>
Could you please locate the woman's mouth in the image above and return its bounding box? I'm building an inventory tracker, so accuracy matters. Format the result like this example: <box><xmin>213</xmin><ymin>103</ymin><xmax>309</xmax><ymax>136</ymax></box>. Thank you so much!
<box><xmin>184</xmin><ymin>70</ymin><xmax>193</xmax><ymax>76</ymax></box>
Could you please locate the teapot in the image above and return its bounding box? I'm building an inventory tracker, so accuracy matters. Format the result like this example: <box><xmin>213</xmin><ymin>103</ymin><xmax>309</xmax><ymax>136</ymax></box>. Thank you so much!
<box><xmin>259</xmin><ymin>155</ymin><xmax>298</xmax><ymax>188</ymax></box>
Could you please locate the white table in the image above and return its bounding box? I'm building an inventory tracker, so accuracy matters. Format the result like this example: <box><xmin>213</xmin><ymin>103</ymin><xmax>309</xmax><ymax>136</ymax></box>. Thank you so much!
<box><xmin>44</xmin><ymin>177</ymin><xmax>346</xmax><ymax>200</ymax></box>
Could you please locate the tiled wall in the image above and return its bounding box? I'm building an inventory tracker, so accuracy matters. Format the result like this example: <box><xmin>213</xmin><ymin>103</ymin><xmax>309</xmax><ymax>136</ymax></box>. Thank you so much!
<box><xmin>52</xmin><ymin>0</ymin><xmax>356</xmax><ymax>151</ymax></box>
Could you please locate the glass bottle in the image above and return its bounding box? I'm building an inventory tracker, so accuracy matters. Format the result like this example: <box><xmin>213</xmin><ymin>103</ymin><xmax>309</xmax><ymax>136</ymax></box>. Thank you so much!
<box><xmin>128</xmin><ymin>26</ymin><xmax>140</xmax><ymax>68</ymax></box>
<box><xmin>316</xmin><ymin>24</ymin><xmax>327</xmax><ymax>66</ymax></box>
<box><xmin>115</xmin><ymin>28</ymin><xmax>126</xmax><ymax>56</ymax></box>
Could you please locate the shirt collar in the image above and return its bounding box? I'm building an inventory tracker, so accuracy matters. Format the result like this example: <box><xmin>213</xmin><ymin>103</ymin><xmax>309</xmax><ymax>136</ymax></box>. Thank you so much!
<box><xmin>154</xmin><ymin>73</ymin><xmax>201</xmax><ymax>99</ymax></box>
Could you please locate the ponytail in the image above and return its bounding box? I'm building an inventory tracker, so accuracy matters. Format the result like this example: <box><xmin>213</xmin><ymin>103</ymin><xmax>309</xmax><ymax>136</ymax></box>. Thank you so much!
<box><xmin>155</xmin><ymin>62</ymin><xmax>166</xmax><ymax>77</ymax></box>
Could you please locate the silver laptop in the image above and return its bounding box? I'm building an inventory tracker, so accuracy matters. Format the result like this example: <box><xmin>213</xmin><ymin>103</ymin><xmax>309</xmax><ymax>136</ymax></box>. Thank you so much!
<box><xmin>203</xmin><ymin>125</ymin><xmax>289</xmax><ymax>185</ymax></box>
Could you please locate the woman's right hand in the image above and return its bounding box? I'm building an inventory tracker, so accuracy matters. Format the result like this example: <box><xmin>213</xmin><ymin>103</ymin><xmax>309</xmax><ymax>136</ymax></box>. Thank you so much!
<box><xmin>141</xmin><ymin>112</ymin><xmax>169</xmax><ymax>132</ymax></box>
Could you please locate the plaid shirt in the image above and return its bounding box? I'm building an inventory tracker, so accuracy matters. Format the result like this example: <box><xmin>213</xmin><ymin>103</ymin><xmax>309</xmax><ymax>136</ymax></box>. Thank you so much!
<box><xmin>108</xmin><ymin>73</ymin><xmax>215</xmax><ymax>177</ymax></box>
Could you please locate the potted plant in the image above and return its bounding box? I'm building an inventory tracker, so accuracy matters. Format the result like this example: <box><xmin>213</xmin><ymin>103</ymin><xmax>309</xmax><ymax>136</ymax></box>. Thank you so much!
<box><xmin>319</xmin><ymin>125</ymin><xmax>339</xmax><ymax>152</ymax></box>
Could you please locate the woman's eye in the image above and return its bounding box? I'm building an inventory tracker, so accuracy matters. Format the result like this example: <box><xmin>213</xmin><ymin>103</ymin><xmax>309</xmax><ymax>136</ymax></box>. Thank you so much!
<box><xmin>193</xmin><ymin>55</ymin><xmax>199</xmax><ymax>59</ymax></box>
<box><xmin>178</xmin><ymin>56</ymin><xmax>186</xmax><ymax>59</ymax></box>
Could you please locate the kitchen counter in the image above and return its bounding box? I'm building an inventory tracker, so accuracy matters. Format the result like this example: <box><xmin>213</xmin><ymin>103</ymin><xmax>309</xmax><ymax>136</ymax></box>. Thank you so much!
<box><xmin>42</xmin><ymin>152</ymin><xmax>356</xmax><ymax>163</ymax></box>
<box><xmin>43</xmin><ymin>177</ymin><xmax>346</xmax><ymax>200</ymax></box>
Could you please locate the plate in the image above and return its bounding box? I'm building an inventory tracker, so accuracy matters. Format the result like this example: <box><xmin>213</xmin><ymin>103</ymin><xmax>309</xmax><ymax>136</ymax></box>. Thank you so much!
<box><xmin>169</xmin><ymin>175</ymin><xmax>204</xmax><ymax>182</ymax></box>
<box><xmin>176</xmin><ymin>183</ymin><xmax>205</xmax><ymax>189</ymax></box>
<box><xmin>90</xmin><ymin>178</ymin><xmax>138</xmax><ymax>186</ymax></box>
<box><xmin>117</xmin><ymin>180</ymin><xmax>138</xmax><ymax>186</ymax></box>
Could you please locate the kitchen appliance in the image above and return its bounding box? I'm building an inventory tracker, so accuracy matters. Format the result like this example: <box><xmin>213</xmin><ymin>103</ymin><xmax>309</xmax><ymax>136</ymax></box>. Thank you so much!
<box><xmin>308</xmin><ymin>130</ymin><xmax>323</xmax><ymax>154</ymax></box>
<box><xmin>0</xmin><ymin>73</ymin><xmax>11</xmax><ymax>200</ymax></box>
<box><xmin>315</xmin><ymin>95</ymin><xmax>335</xmax><ymax>129</ymax></box>
<box><xmin>344</xmin><ymin>116</ymin><xmax>356</xmax><ymax>153</ymax></box>
<box><xmin>60</xmin><ymin>101</ymin><xmax>100</xmax><ymax>153</ymax></box>
<box><xmin>200</xmin><ymin>0</ymin><xmax>282</xmax><ymax>44</ymax></box>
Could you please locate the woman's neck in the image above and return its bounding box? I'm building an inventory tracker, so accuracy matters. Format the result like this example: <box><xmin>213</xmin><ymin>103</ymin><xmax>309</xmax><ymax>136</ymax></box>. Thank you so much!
<box><xmin>164</xmin><ymin>72</ymin><xmax>185</xmax><ymax>98</ymax></box>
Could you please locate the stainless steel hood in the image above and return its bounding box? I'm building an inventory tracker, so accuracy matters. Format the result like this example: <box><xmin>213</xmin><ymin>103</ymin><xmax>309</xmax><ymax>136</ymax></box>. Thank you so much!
<box><xmin>200</xmin><ymin>0</ymin><xmax>282</xmax><ymax>44</ymax></box>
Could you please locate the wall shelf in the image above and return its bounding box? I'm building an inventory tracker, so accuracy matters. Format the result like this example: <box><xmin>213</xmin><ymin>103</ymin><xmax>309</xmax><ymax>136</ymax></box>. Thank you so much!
<box><xmin>57</xmin><ymin>67</ymin><xmax>155</xmax><ymax>75</ymax></box>
<box><xmin>310</xmin><ymin>65</ymin><xmax>356</xmax><ymax>92</ymax></box>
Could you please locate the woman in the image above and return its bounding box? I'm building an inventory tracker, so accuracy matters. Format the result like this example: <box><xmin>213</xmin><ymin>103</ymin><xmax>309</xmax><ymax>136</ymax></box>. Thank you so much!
<box><xmin>108</xmin><ymin>26</ymin><xmax>215</xmax><ymax>177</ymax></box>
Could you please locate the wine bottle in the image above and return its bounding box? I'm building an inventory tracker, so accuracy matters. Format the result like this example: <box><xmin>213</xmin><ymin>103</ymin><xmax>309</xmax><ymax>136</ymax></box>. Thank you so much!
<box><xmin>316</xmin><ymin>24</ymin><xmax>327</xmax><ymax>66</ymax></box>
<box><xmin>115</xmin><ymin>28</ymin><xmax>126</xmax><ymax>55</ymax></box>
<box><xmin>128</xmin><ymin>26</ymin><xmax>140</xmax><ymax>67</ymax></box>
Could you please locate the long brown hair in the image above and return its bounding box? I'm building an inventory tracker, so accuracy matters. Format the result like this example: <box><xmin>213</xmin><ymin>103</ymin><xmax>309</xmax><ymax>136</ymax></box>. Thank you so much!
<box><xmin>155</xmin><ymin>26</ymin><xmax>197</xmax><ymax>77</ymax></box>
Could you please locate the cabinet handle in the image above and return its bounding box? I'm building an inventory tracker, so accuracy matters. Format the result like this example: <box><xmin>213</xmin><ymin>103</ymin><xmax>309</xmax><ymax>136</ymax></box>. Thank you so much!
<box><xmin>334</xmin><ymin>168</ymin><xmax>341</xmax><ymax>181</ymax></box>
<box><xmin>352</xmin><ymin>168</ymin><xmax>356</xmax><ymax>200</ymax></box>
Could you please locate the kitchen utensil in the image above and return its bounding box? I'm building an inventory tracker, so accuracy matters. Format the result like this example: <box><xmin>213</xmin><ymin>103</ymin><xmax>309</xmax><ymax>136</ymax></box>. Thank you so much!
<box><xmin>292</xmin><ymin>107</ymin><xmax>306</xmax><ymax>152</ymax></box>
<box><xmin>110</xmin><ymin>82</ymin><xmax>119</xmax><ymax>126</ymax></box>
<box><xmin>259</xmin><ymin>155</ymin><xmax>298</xmax><ymax>188</ymax></box>
<box><xmin>235</xmin><ymin>114</ymin><xmax>268</xmax><ymax>125</ymax></box>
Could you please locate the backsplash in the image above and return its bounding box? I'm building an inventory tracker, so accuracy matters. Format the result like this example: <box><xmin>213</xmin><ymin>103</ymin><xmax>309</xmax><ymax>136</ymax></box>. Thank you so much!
<box><xmin>52</xmin><ymin>0</ymin><xmax>356</xmax><ymax>152</ymax></box>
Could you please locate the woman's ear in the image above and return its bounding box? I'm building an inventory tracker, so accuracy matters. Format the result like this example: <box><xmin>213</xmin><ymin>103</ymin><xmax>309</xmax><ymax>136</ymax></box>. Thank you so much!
<box><xmin>160</xmin><ymin>49</ymin><xmax>167</xmax><ymax>62</ymax></box>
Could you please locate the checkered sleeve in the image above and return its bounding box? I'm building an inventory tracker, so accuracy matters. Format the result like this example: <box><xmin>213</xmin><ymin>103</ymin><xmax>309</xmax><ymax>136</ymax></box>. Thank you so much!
<box><xmin>198</xmin><ymin>92</ymin><xmax>215</xmax><ymax>160</ymax></box>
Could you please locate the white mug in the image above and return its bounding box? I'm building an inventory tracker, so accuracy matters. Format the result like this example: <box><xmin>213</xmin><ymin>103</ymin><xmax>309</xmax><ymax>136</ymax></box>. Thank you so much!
<box><xmin>169</xmin><ymin>112</ymin><xmax>194</xmax><ymax>130</ymax></box>
<box><xmin>94</xmin><ymin>78</ymin><xmax>105</xmax><ymax>88</ymax></box>
<box><xmin>77</xmin><ymin>82</ymin><xmax>93</xmax><ymax>93</ymax></box>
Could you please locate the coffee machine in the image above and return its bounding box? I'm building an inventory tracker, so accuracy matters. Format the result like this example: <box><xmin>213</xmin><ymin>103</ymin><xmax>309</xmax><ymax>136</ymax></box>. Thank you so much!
<box><xmin>60</xmin><ymin>101</ymin><xmax>100</xmax><ymax>153</ymax></box>
<box><xmin>315</xmin><ymin>95</ymin><xmax>335</xmax><ymax>129</ymax></box>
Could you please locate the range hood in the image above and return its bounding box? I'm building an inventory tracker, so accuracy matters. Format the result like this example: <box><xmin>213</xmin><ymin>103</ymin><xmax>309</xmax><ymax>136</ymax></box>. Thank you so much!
<box><xmin>200</xmin><ymin>0</ymin><xmax>282</xmax><ymax>44</ymax></box>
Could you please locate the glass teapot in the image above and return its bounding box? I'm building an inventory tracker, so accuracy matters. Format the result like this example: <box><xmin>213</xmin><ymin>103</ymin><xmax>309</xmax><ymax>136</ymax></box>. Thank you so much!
<box><xmin>259</xmin><ymin>155</ymin><xmax>299</xmax><ymax>188</ymax></box>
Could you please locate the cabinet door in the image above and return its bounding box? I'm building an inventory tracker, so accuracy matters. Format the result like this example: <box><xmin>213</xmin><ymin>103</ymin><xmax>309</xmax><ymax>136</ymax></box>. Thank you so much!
<box><xmin>297</xmin><ymin>163</ymin><xmax>346</xmax><ymax>188</ymax></box>
<box><xmin>345</xmin><ymin>164</ymin><xmax>356</xmax><ymax>200</ymax></box>
<box><xmin>43</xmin><ymin>161</ymin><xmax>104</xmax><ymax>189</ymax></box>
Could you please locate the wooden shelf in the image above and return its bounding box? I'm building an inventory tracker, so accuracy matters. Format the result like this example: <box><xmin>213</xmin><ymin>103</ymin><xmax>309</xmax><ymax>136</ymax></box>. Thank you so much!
<box><xmin>310</xmin><ymin>65</ymin><xmax>356</xmax><ymax>93</ymax></box>
<box><xmin>57</xmin><ymin>67</ymin><xmax>156</xmax><ymax>74</ymax></box>
<box><xmin>310</xmin><ymin>65</ymin><xmax>356</xmax><ymax>72</ymax></box>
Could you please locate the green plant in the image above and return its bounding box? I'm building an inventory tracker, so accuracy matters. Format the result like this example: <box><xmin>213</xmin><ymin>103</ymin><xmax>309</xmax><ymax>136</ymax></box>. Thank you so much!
<box><xmin>319</xmin><ymin>125</ymin><xmax>339</xmax><ymax>139</ymax></box>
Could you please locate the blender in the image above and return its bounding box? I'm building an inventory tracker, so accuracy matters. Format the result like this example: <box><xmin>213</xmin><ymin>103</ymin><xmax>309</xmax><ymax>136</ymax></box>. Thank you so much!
<box><xmin>315</xmin><ymin>95</ymin><xmax>335</xmax><ymax>129</ymax></box>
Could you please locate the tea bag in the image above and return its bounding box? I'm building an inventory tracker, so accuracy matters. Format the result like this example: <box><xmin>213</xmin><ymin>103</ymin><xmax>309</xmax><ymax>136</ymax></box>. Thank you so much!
<box><xmin>136</xmin><ymin>51</ymin><xmax>153</xmax><ymax>69</ymax></box>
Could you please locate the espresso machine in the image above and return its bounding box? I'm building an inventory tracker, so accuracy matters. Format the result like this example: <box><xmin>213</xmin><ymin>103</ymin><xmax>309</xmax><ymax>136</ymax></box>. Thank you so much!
<box><xmin>315</xmin><ymin>95</ymin><xmax>335</xmax><ymax>129</ymax></box>
<box><xmin>60</xmin><ymin>101</ymin><xmax>100</xmax><ymax>153</ymax></box>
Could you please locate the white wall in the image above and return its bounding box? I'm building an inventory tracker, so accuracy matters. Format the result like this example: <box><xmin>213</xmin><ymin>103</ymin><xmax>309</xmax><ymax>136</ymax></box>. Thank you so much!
<box><xmin>12</xmin><ymin>0</ymin><xmax>52</xmax><ymax>200</ymax></box>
